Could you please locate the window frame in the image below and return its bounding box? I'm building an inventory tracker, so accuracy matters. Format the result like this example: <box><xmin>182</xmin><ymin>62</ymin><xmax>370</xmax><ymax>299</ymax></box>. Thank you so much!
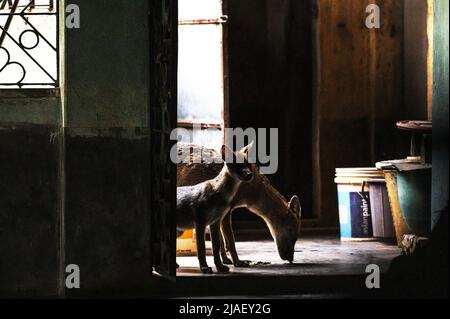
<box><xmin>0</xmin><ymin>0</ymin><xmax>63</xmax><ymax>98</ymax></box>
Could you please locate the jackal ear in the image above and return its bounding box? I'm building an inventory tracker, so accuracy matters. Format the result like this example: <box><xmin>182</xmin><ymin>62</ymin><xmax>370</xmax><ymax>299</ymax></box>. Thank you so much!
<box><xmin>221</xmin><ymin>144</ymin><xmax>235</xmax><ymax>162</ymax></box>
<box><xmin>288</xmin><ymin>195</ymin><xmax>301</xmax><ymax>217</ymax></box>
<box><xmin>239</xmin><ymin>141</ymin><xmax>255</xmax><ymax>159</ymax></box>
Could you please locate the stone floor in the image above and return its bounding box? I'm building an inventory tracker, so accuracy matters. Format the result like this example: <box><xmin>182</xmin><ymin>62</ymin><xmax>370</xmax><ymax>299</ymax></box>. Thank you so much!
<box><xmin>177</xmin><ymin>236</ymin><xmax>401</xmax><ymax>277</ymax></box>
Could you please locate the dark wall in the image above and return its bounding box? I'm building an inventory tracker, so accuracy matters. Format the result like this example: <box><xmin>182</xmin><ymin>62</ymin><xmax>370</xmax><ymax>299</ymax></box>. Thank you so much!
<box><xmin>0</xmin><ymin>63</ymin><xmax>62</xmax><ymax>297</ymax></box>
<box><xmin>228</xmin><ymin>0</ymin><xmax>409</xmax><ymax>225</ymax></box>
<box><xmin>64</xmin><ymin>0</ymin><xmax>152</xmax><ymax>295</ymax></box>
<box><xmin>404</xmin><ymin>0</ymin><xmax>430</xmax><ymax>120</ymax></box>
<box><xmin>65</xmin><ymin>1</ymin><xmax>150</xmax><ymax>128</ymax></box>
<box><xmin>313</xmin><ymin>0</ymin><xmax>408</xmax><ymax>226</ymax></box>
<box><xmin>228</xmin><ymin>0</ymin><xmax>313</xmax><ymax>219</ymax></box>
<box><xmin>0</xmin><ymin>123</ymin><xmax>61</xmax><ymax>297</ymax></box>
<box><xmin>432</xmin><ymin>0</ymin><xmax>449</xmax><ymax>227</ymax></box>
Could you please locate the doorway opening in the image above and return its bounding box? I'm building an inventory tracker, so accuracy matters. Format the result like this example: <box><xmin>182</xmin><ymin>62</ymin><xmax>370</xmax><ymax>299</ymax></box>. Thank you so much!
<box><xmin>170</xmin><ymin>0</ymin><xmax>401</xmax><ymax>294</ymax></box>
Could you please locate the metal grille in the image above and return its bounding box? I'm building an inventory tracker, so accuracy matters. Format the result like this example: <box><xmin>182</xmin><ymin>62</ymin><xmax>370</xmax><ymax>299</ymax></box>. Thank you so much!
<box><xmin>0</xmin><ymin>0</ymin><xmax>59</xmax><ymax>88</ymax></box>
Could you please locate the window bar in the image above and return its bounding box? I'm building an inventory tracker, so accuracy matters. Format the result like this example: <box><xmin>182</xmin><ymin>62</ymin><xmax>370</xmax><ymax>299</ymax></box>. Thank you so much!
<box><xmin>178</xmin><ymin>16</ymin><xmax>228</xmax><ymax>26</ymax></box>
<box><xmin>177</xmin><ymin>121</ymin><xmax>223</xmax><ymax>130</ymax></box>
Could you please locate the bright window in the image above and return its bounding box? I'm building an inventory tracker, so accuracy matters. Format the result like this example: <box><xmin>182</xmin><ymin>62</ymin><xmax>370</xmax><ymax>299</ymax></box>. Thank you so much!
<box><xmin>0</xmin><ymin>0</ymin><xmax>59</xmax><ymax>89</ymax></box>
<box><xmin>177</xmin><ymin>0</ymin><xmax>227</xmax><ymax>151</ymax></box>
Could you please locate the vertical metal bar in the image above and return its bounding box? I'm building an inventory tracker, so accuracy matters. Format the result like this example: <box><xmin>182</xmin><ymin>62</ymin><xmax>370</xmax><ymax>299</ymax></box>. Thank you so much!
<box><xmin>222</xmin><ymin>0</ymin><xmax>229</xmax><ymax>147</ymax></box>
<box><xmin>426</xmin><ymin>0</ymin><xmax>434</xmax><ymax>120</ymax></box>
<box><xmin>56</xmin><ymin>0</ymin><xmax>65</xmax><ymax>298</ymax></box>
<box><xmin>56</xmin><ymin>0</ymin><xmax>59</xmax><ymax>86</ymax></box>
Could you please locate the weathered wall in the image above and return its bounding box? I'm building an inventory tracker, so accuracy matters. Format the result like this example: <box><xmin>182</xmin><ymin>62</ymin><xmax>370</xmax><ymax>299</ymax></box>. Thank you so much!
<box><xmin>0</xmin><ymin>94</ymin><xmax>61</xmax><ymax>125</ymax></box>
<box><xmin>404</xmin><ymin>0</ymin><xmax>430</xmax><ymax>120</ymax></box>
<box><xmin>65</xmin><ymin>0</ymin><xmax>150</xmax><ymax>129</ymax></box>
<box><xmin>314</xmin><ymin>0</ymin><xmax>408</xmax><ymax>226</ymax></box>
<box><xmin>64</xmin><ymin>0</ymin><xmax>152</xmax><ymax>295</ymax></box>
<box><xmin>432</xmin><ymin>0</ymin><xmax>449</xmax><ymax>227</ymax></box>
<box><xmin>0</xmin><ymin>121</ymin><xmax>61</xmax><ymax>297</ymax></box>
<box><xmin>0</xmin><ymin>79</ymin><xmax>62</xmax><ymax>296</ymax></box>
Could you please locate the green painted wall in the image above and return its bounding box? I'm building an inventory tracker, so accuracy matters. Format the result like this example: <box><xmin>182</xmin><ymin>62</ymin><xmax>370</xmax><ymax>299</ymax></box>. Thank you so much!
<box><xmin>432</xmin><ymin>0</ymin><xmax>449</xmax><ymax>227</ymax></box>
<box><xmin>65</xmin><ymin>0</ymin><xmax>150</xmax><ymax>132</ymax></box>
<box><xmin>63</xmin><ymin>0</ymin><xmax>153</xmax><ymax>295</ymax></box>
<box><xmin>0</xmin><ymin>97</ymin><xmax>61</xmax><ymax>125</ymax></box>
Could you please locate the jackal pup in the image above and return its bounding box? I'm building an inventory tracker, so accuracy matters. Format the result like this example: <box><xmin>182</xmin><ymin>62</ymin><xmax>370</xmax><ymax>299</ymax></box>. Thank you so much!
<box><xmin>177</xmin><ymin>145</ymin><xmax>254</xmax><ymax>273</ymax></box>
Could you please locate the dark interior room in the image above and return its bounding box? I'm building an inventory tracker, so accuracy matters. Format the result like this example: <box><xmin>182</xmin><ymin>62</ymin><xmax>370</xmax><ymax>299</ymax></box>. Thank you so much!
<box><xmin>0</xmin><ymin>0</ymin><xmax>448</xmax><ymax>300</ymax></box>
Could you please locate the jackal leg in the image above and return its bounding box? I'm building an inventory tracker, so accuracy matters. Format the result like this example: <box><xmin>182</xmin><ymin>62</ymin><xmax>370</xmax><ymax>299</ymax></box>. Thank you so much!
<box><xmin>220</xmin><ymin>210</ymin><xmax>251</xmax><ymax>267</ymax></box>
<box><xmin>219</xmin><ymin>210</ymin><xmax>233</xmax><ymax>265</ymax></box>
<box><xmin>210</xmin><ymin>221</ymin><xmax>230</xmax><ymax>273</ymax></box>
<box><xmin>195</xmin><ymin>223</ymin><xmax>212</xmax><ymax>274</ymax></box>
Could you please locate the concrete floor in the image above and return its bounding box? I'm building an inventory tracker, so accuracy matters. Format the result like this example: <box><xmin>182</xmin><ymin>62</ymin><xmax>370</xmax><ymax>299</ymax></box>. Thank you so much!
<box><xmin>168</xmin><ymin>237</ymin><xmax>402</xmax><ymax>298</ymax></box>
<box><xmin>177</xmin><ymin>236</ymin><xmax>401</xmax><ymax>277</ymax></box>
